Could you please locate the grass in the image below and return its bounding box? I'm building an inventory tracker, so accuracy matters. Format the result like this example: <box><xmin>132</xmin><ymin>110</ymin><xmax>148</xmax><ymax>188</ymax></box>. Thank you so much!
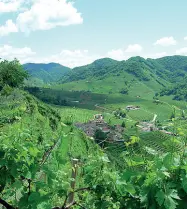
<box><xmin>57</xmin><ymin>107</ymin><xmax>100</xmax><ymax>123</ymax></box>
<box><xmin>28</xmin><ymin>73</ymin><xmax>187</xmax><ymax>125</ymax></box>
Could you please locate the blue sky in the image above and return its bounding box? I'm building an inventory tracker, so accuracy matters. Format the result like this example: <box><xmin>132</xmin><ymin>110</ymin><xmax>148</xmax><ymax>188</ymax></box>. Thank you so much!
<box><xmin>0</xmin><ymin>0</ymin><xmax>187</xmax><ymax>67</ymax></box>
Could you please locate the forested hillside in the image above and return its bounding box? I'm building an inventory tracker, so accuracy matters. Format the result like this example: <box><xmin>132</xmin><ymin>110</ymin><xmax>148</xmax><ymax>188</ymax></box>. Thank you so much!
<box><xmin>24</xmin><ymin>56</ymin><xmax>187</xmax><ymax>100</ymax></box>
<box><xmin>54</xmin><ymin>56</ymin><xmax>187</xmax><ymax>101</ymax></box>
<box><xmin>60</xmin><ymin>55</ymin><xmax>187</xmax><ymax>84</ymax></box>
<box><xmin>160</xmin><ymin>77</ymin><xmax>187</xmax><ymax>101</ymax></box>
<box><xmin>24</xmin><ymin>63</ymin><xmax>70</xmax><ymax>84</ymax></box>
<box><xmin>157</xmin><ymin>56</ymin><xmax>187</xmax><ymax>82</ymax></box>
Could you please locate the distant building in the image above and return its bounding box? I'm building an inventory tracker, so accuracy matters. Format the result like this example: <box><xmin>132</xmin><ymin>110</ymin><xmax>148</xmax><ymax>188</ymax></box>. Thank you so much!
<box><xmin>138</xmin><ymin>122</ymin><xmax>158</xmax><ymax>132</ymax></box>
<box><xmin>126</xmin><ymin>105</ymin><xmax>140</xmax><ymax>111</ymax></box>
<box><xmin>94</xmin><ymin>114</ymin><xmax>104</xmax><ymax>120</ymax></box>
<box><xmin>160</xmin><ymin>130</ymin><xmax>177</xmax><ymax>136</ymax></box>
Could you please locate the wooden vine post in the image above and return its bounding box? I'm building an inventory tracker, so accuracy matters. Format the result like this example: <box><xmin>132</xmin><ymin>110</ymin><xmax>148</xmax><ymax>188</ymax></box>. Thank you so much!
<box><xmin>68</xmin><ymin>158</ymin><xmax>79</xmax><ymax>204</ymax></box>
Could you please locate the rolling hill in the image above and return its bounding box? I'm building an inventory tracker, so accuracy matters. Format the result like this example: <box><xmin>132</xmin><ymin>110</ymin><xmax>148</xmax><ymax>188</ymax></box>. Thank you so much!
<box><xmin>24</xmin><ymin>62</ymin><xmax>70</xmax><ymax>84</ymax></box>
<box><xmin>56</xmin><ymin>56</ymin><xmax>169</xmax><ymax>98</ymax></box>
<box><xmin>60</xmin><ymin>56</ymin><xmax>187</xmax><ymax>83</ymax></box>
<box><xmin>25</xmin><ymin>56</ymin><xmax>187</xmax><ymax>122</ymax></box>
<box><xmin>56</xmin><ymin>56</ymin><xmax>187</xmax><ymax>98</ymax></box>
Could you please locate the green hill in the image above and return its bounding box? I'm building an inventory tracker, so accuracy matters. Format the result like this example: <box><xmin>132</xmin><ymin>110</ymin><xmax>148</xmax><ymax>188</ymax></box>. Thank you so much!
<box><xmin>56</xmin><ymin>57</ymin><xmax>168</xmax><ymax>99</ymax></box>
<box><xmin>60</xmin><ymin>55</ymin><xmax>187</xmax><ymax>84</ymax></box>
<box><xmin>56</xmin><ymin>56</ymin><xmax>187</xmax><ymax>99</ymax></box>
<box><xmin>61</xmin><ymin>58</ymin><xmax>119</xmax><ymax>83</ymax></box>
<box><xmin>24</xmin><ymin>56</ymin><xmax>187</xmax><ymax>124</ymax></box>
<box><xmin>24</xmin><ymin>63</ymin><xmax>70</xmax><ymax>84</ymax></box>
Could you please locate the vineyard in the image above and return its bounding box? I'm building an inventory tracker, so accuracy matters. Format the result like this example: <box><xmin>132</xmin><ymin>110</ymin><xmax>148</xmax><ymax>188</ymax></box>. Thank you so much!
<box><xmin>1</xmin><ymin>90</ymin><xmax>187</xmax><ymax>208</ymax></box>
<box><xmin>1</xmin><ymin>60</ymin><xmax>187</xmax><ymax>209</ymax></box>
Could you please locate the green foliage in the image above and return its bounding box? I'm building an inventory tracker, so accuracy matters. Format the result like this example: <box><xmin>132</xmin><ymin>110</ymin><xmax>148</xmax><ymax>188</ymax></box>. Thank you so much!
<box><xmin>94</xmin><ymin>129</ymin><xmax>108</xmax><ymax>141</ymax></box>
<box><xmin>121</xmin><ymin>121</ymin><xmax>126</xmax><ymax>128</ymax></box>
<box><xmin>160</xmin><ymin>77</ymin><xmax>187</xmax><ymax>101</ymax></box>
<box><xmin>0</xmin><ymin>85</ymin><xmax>13</xmax><ymax>96</ymax></box>
<box><xmin>1</xmin><ymin>94</ymin><xmax>187</xmax><ymax>209</ymax></box>
<box><xmin>59</xmin><ymin>56</ymin><xmax>159</xmax><ymax>84</ymax></box>
<box><xmin>119</xmin><ymin>87</ymin><xmax>129</xmax><ymax>94</ymax></box>
<box><xmin>114</xmin><ymin>108</ymin><xmax>126</xmax><ymax>119</ymax></box>
<box><xmin>3</xmin><ymin>56</ymin><xmax>187</xmax><ymax>208</ymax></box>
<box><xmin>60</xmin><ymin>58</ymin><xmax>118</xmax><ymax>83</ymax></box>
<box><xmin>0</xmin><ymin>59</ymin><xmax>28</xmax><ymax>88</ymax></box>
<box><xmin>0</xmin><ymin>90</ymin><xmax>71</xmax><ymax>208</ymax></box>
<box><xmin>64</xmin><ymin>115</ymin><xmax>73</xmax><ymax>125</ymax></box>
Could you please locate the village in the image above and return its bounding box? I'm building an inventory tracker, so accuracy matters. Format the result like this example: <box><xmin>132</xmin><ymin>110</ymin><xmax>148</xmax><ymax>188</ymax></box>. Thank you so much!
<box><xmin>75</xmin><ymin>114</ymin><xmax>125</xmax><ymax>143</ymax></box>
<box><xmin>75</xmin><ymin>104</ymin><xmax>176</xmax><ymax>144</ymax></box>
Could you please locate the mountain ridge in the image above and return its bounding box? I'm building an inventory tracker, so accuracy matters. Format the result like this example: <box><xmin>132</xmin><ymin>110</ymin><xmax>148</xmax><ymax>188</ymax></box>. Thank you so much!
<box><xmin>24</xmin><ymin>56</ymin><xmax>187</xmax><ymax>101</ymax></box>
<box><xmin>23</xmin><ymin>62</ymin><xmax>71</xmax><ymax>84</ymax></box>
<box><xmin>59</xmin><ymin>55</ymin><xmax>187</xmax><ymax>84</ymax></box>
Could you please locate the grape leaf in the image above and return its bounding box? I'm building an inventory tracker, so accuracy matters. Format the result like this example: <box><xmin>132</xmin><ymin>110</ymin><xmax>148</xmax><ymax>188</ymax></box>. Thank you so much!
<box><xmin>156</xmin><ymin>190</ymin><xmax>165</xmax><ymax>206</ymax></box>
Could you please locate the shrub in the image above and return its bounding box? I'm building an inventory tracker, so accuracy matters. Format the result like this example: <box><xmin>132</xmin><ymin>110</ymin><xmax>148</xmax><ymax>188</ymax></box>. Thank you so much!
<box><xmin>0</xmin><ymin>85</ymin><xmax>13</xmax><ymax>96</ymax></box>
<box><xmin>0</xmin><ymin>59</ymin><xmax>28</xmax><ymax>88</ymax></box>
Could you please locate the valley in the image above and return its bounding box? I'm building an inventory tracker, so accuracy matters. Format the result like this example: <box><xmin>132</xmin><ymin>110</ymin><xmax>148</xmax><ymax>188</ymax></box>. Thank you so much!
<box><xmin>1</xmin><ymin>56</ymin><xmax>187</xmax><ymax>209</ymax></box>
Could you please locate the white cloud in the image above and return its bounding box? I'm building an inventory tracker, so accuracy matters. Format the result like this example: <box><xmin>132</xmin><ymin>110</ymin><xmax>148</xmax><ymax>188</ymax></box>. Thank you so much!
<box><xmin>0</xmin><ymin>45</ymin><xmax>36</xmax><ymax>61</ymax></box>
<box><xmin>176</xmin><ymin>47</ymin><xmax>187</xmax><ymax>55</ymax></box>
<box><xmin>107</xmin><ymin>49</ymin><xmax>128</xmax><ymax>60</ymax></box>
<box><xmin>0</xmin><ymin>46</ymin><xmax>100</xmax><ymax>67</ymax></box>
<box><xmin>0</xmin><ymin>45</ymin><xmax>173</xmax><ymax>68</ymax></box>
<box><xmin>0</xmin><ymin>20</ymin><xmax>18</xmax><ymax>36</ymax></box>
<box><xmin>33</xmin><ymin>50</ymin><xmax>100</xmax><ymax>68</ymax></box>
<box><xmin>154</xmin><ymin>36</ymin><xmax>177</xmax><ymax>46</ymax></box>
<box><xmin>0</xmin><ymin>0</ymin><xmax>22</xmax><ymax>13</ymax></box>
<box><xmin>0</xmin><ymin>0</ymin><xmax>83</xmax><ymax>36</ymax></box>
<box><xmin>125</xmin><ymin>44</ymin><xmax>143</xmax><ymax>53</ymax></box>
<box><xmin>107</xmin><ymin>47</ymin><xmax>168</xmax><ymax>61</ymax></box>
<box><xmin>184</xmin><ymin>37</ymin><xmax>187</xmax><ymax>41</ymax></box>
<box><xmin>107</xmin><ymin>44</ymin><xmax>143</xmax><ymax>60</ymax></box>
<box><xmin>152</xmin><ymin>52</ymin><xmax>167</xmax><ymax>58</ymax></box>
<box><xmin>143</xmin><ymin>52</ymin><xmax>167</xmax><ymax>59</ymax></box>
<box><xmin>16</xmin><ymin>0</ymin><xmax>83</xmax><ymax>33</ymax></box>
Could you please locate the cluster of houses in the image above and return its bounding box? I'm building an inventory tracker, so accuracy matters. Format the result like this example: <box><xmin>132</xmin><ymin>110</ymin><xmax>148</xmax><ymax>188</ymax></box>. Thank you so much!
<box><xmin>75</xmin><ymin>108</ymin><xmax>177</xmax><ymax>144</ymax></box>
<box><xmin>75</xmin><ymin>114</ymin><xmax>124</xmax><ymax>142</ymax></box>
<box><xmin>137</xmin><ymin>121</ymin><xmax>176</xmax><ymax>136</ymax></box>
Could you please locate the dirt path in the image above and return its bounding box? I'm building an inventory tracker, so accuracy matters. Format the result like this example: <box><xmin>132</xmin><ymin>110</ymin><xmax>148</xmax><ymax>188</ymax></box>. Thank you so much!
<box><xmin>151</xmin><ymin>114</ymin><xmax>157</xmax><ymax>123</ymax></box>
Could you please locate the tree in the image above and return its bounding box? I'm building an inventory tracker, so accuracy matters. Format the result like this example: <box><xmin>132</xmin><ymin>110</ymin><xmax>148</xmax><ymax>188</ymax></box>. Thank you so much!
<box><xmin>94</xmin><ymin>129</ymin><xmax>107</xmax><ymax>141</ymax></box>
<box><xmin>170</xmin><ymin>108</ymin><xmax>176</xmax><ymax>120</ymax></box>
<box><xmin>0</xmin><ymin>59</ymin><xmax>28</xmax><ymax>88</ymax></box>
<box><xmin>121</xmin><ymin>121</ymin><xmax>126</xmax><ymax>128</ymax></box>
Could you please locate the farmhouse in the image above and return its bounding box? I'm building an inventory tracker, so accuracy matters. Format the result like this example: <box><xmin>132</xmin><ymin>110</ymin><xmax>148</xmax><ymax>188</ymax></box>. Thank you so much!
<box><xmin>94</xmin><ymin>114</ymin><xmax>104</xmax><ymax>120</ymax></box>
<box><xmin>126</xmin><ymin>105</ymin><xmax>140</xmax><ymax>111</ymax></box>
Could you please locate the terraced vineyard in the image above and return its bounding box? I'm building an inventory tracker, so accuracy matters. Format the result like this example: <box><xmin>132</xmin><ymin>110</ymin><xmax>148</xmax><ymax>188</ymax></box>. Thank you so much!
<box><xmin>2</xmin><ymin>56</ymin><xmax>187</xmax><ymax>208</ymax></box>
